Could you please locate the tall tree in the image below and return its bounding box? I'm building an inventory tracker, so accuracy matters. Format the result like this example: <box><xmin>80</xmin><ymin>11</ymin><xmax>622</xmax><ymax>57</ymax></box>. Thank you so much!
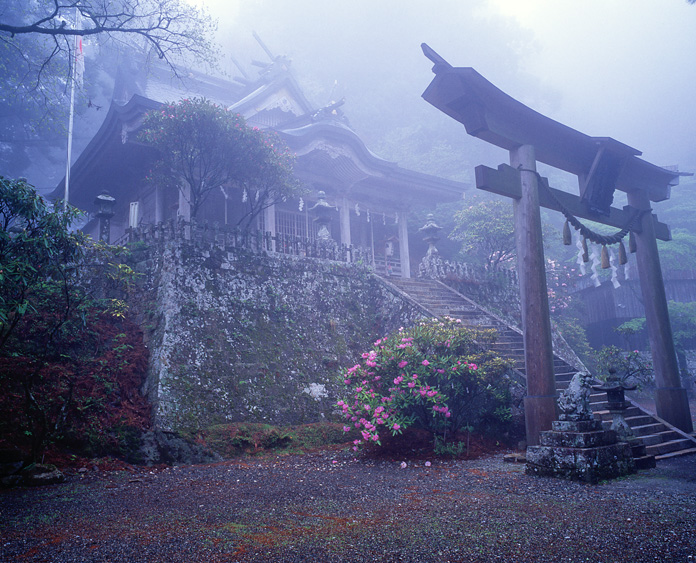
<box><xmin>139</xmin><ymin>98</ymin><xmax>303</xmax><ymax>226</ymax></box>
<box><xmin>449</xmin><ymin>198</ymin><xmax>516</xmax><ymax>270</ymax></box>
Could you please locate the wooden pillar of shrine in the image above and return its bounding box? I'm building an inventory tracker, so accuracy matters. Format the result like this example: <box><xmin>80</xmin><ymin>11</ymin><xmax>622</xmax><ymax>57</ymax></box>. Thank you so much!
<box><xmin>264</xmin><ymin>204</ymin><xmax>276</xmax><ymax>252</ymax></box>
<box><xmin>628</xmin><ymin>190</ymin><xmax>694</xmax><ymax>433</ymax></box>
<box><xmin>397</xmin><ymin>210</ymin><xmax>411</xmax><ymax>278</ymax></box>
<box><xmin>339</xmin><ymin>197</ymin><xmax>352</xmax><ymax>248</ymax></box>
<box><xmin>510</xmin><ymin>145</ymin><xmax>558</xmax><ymax>445</ymax></box>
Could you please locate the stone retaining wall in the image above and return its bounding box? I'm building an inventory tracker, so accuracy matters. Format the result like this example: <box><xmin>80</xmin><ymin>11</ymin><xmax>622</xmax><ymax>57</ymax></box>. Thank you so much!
<box><xmin>128</xmin><ymin>237</ymin><xmax>425</xmax><ymax>432</ymax></box>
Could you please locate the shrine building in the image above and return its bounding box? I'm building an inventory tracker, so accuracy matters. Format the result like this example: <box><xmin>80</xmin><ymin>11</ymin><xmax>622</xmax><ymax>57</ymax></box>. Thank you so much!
<box><xmin>53</xmin><ymin>54</ymin><xmax>468</xmax><ymax>278</ymax></box>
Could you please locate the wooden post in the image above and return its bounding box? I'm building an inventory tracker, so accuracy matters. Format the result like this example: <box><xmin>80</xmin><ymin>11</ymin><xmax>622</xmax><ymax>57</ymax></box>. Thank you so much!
<box><xmin>155</xmin><ymin>185</ymin><xmax>165</xmax><ymax>224</ymax></box>
<box><xmin>627</xmin><ymin>190</ymin><xmax>694</xmax><ymax>433</ymax></box>
<box><xmin>397</xmin><ymin>210</ymin><xmax>411</xmax><ymax>278</ymax></box>
<box><xmin>264</xmin><ymin>204</ymin><xmax>276</xmax><ymax>252</ymax></box>
<box><xmin>510</xmin><ymin>145</ymin><xmax>558</xmax><ymax>445</ymax></box>
<box><xmin>339</xmin><ymin>197</ymin><xmax>352</xmax><ymax>249</ymax></box>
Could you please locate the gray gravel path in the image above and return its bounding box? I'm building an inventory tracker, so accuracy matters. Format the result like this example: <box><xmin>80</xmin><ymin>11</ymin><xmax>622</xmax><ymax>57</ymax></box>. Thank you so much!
<box><xmin>1</xmin><ymin>450</ymin><xmax>695</xmax><ymax>562</ymax></box>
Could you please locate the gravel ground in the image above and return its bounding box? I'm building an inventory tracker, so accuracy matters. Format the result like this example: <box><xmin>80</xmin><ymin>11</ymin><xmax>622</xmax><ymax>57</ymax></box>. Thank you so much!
<box><xmin>1</xmin><ymin>449</ymin><xmax>695</xmax><ymax>563</ymax></box>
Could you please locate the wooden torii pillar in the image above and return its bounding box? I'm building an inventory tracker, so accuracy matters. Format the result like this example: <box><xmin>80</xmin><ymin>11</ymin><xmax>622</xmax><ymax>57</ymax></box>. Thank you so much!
<box><xmin>420</xmin><ymin>44</ymin><xmax>694</xmax><ymax>444</ymax></box>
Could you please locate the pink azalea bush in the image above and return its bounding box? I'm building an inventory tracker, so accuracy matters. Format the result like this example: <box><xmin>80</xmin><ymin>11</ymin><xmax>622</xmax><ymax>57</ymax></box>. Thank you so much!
<box><xmin>337</xmin><ymin>317</ymin><xmax>513</xmax><ymax>450</ymax></box>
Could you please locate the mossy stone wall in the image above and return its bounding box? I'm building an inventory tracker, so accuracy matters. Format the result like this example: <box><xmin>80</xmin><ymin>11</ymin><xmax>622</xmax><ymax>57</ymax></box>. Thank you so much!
<box><xmin>130</xmin><ymin>238</ymin><xmax>425</xmax><ymax>432</ymax></box>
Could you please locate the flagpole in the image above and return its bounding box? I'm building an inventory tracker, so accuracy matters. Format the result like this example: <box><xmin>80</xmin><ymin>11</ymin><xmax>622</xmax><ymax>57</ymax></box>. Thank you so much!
<box><xmin>64</xmin><ymin>8</ymin><xmax>81</xmax><ymax>210</ymax></box>
<box><xmin>64</xmin><ymin>63</ymin><xmax>76</xmax><ymax>210</ymax></box>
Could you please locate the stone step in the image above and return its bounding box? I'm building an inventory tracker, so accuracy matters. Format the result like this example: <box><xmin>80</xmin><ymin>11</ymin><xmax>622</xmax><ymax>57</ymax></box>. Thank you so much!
<box><xmin>631</xmin><ymin>422</ymin><xmax>667</xmax><ymax>437</ymax></box>
<box><xmin>640</xmin><ymin>430</ymin><xmax>680</xmax><ymax>446</ymax></box>
<box><xmin>554</xmin><ymin>372</ymin><xmax>577</xmax><ymax>381</ymax></box>
<box><xmin>655</xmin><ymin>447</ymin><xmax>696</xmax><ymax>460</ymax></box>
<box><xmin>625</xmin><ymin>414</ymin><xmax>658</xmax><ymax>427</ymax></box>
<box><xmin>647</xmin><ymin>438</ymin><xmax>696</xmax><ymax>457</ymax></box>
<box><xmin>592</xmin><ymin>409</ymin><xmax>646</xmax><ymax>422</ymax></box>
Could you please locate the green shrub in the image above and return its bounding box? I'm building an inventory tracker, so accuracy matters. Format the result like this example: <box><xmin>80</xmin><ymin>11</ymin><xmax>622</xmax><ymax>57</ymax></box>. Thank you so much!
<box><xmin>337</xmin><ymin>317</ymin><xmax>514</xmax><ymax>450</ymax></box>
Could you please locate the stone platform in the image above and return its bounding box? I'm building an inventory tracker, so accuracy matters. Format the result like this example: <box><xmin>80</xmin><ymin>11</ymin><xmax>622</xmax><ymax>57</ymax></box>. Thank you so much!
<box><xmin>526</xmin><ymin>419</ymin><xmax>635</xmax><ymax>483</ymax></box>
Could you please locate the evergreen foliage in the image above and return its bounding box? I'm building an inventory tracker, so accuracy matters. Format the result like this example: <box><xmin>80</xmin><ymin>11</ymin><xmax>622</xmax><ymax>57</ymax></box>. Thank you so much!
<box><xmin>449</xmin><ymin>198</ymin><xmax>516</xmax><ymax>270</ymax></box>
<box><xmin>139</xmin><ymin>98</ymin><xmax>304</xmax><ymax>226</ymax></box>
<box><xmin>0</xmin><ymin>177</ymin><xmax>149</xmax><ymax>462</ymax></box>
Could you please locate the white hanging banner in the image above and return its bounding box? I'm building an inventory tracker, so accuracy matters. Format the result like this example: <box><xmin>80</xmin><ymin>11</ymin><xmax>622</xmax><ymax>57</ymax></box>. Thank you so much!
<box><xmin>574</xmin><ymin>231</ymin><xmax>586</xmax><ymax>276</ymax></box>
<box><xmin>609</xmin><ymin>247</ymin><xmax>620</xmax><ymax>289</ymax></box>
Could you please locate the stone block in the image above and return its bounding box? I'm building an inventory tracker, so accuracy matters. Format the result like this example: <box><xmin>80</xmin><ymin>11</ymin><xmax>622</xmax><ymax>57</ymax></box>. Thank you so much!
<box><xmin>551</xmin><ymin>419</ymin><xmax>602</xmax><ymax>433</ymax></box>
<box><xmin>526</xmin><ymin>442</ymin><xmax>635</xmax><ymax>483</ymax></box>
<box><xmin>539</xmin><ymin>429</ymin><xmax>617</xmax><ymax>449</ymax></box>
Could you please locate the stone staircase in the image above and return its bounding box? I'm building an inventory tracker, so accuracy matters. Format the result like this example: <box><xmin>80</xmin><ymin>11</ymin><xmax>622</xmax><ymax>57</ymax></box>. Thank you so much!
<box><xmin>383</xmin><ymin>276</ymin><xmax>696</xmax><ymax>461</ymax></box>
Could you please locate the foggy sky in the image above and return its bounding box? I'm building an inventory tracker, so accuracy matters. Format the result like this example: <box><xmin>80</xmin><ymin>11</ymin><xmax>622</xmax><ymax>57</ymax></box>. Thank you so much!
<box><xmin>193</xmin><ymin>0</ymin><xmax>695</xmax><ymax>178</ymax></box>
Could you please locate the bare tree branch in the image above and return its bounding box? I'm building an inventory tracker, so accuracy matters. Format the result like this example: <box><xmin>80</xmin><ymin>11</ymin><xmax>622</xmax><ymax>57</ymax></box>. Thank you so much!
<box><xmin>0</xmin><ymin>0</ymin><xmax>217</xmax><ymax>72</ymax></box>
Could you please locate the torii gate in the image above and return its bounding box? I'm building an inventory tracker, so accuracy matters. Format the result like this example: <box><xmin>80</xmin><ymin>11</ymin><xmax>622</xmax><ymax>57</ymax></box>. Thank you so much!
<box><xmin>420</xmin><ymin>44</ymin><xmax>694</xmax><ymax>445</ymax></box>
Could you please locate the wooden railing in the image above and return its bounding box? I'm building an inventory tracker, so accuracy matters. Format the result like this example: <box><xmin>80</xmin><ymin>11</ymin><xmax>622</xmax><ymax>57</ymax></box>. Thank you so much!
<box><xmin>113</xmin><ymin>218</ymin><xmax>373</xmax><ymax>265</ymax></box>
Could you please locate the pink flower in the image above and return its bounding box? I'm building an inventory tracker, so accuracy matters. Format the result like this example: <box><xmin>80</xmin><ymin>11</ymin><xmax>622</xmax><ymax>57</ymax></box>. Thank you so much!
<box><xmin>393</xmin><ymin>424</ymin><xmax>401</xmax><ymax>431</ymax></box>
<box><xmin>421</xmin><ymin>360</ymin><xmax>430</xmax><ymax>366</ymax></box>
<box><xmin>398</xmin><ymin>360</ymin><xmax>408</xmax><ymax>368</ymax></box>
<box><xmin>343</xmin><ymin>426</ymin><xmax>351</xmax><ymax>432</ymax></box>
<box><xmin>408</xmin><ymin>381</ymin><xmax>416</xmax><ymax>388</ymax></box>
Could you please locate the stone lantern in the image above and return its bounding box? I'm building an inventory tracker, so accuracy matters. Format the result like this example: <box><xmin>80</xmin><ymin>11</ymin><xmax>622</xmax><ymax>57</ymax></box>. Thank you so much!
<box><xmin>94</xmin><ymin>191</ymin><xmax>116</xmax><ymax>243</ymax></box>
<box><xmin>592</xmin><ymin>368</ymin><xmax>638</xmax><ymax>442</ymax></box>
<box><xmin>309</xmin><ymin>190</ymin><xmax>337</xmax><ymax>241</ymax></box>
<box><xmin>418</xmin><ymin>213</ymin><xmax>442</xmax><ymax>255</ymax></box>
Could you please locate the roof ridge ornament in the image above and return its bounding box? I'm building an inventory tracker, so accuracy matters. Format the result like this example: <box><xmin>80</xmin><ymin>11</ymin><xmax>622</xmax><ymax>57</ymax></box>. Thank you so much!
<box><xmin>421</xmin><ymin>43</ymin><xmax>452</xmax><ymax>74</ymax></box>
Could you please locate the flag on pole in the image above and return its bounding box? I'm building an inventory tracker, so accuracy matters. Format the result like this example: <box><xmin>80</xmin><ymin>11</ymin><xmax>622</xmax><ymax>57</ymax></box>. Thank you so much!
<box><xmin>74</xmin><ymin>34</ymin><xmax>84</xmax><ymax>88</ymax></box>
